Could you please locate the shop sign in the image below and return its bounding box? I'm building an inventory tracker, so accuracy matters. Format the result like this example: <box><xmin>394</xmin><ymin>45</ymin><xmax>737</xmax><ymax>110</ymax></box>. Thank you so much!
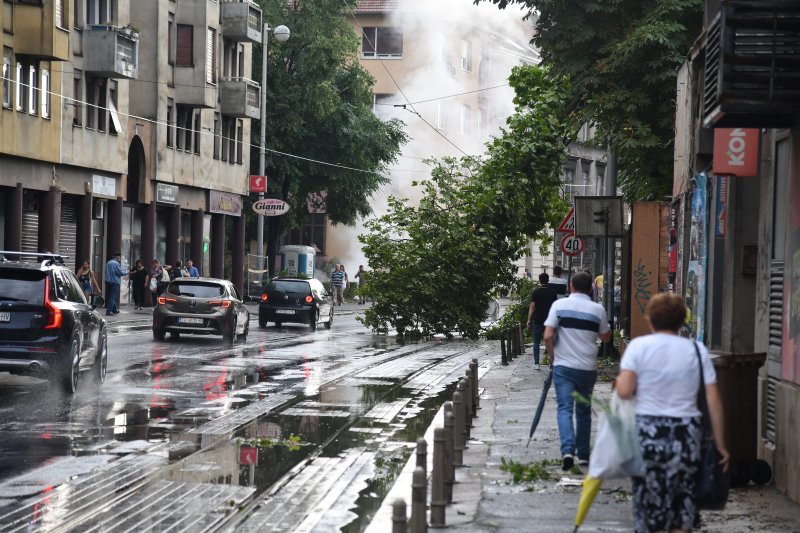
<box><xmin>156</xmin><ymin>183</ymin><xmax>179</xmax><ymax>204</ymax></box>
<box><xmin>713</xmin><ymin>128</ymin><xmax>759</xmax><ymax>177</ymax></box>
<box><xmin>252</xmin><ymin>198</ymin><xmax>290</xmax><ymax>216</ymax></box>
<box><xmin>209</xmin><ymin>191</ymin><xmax>242</xmax><ymax>216</ymax></box>
<box><xmin>249</xmin><ymin>175</ymin><xmax>267</xmax><ymax>193</ymax></box>
<box><xmin>92</xmin><ymin>175</ymin><xmax>116</xmax><ymax>197</ymax></box>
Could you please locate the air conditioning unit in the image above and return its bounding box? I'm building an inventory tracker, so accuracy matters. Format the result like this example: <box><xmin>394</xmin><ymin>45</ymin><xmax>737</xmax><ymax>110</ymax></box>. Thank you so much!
<box><xmin>93</xmin><ymin>200</ymin><xmax>105</xmax><ymax>220</ymax></box>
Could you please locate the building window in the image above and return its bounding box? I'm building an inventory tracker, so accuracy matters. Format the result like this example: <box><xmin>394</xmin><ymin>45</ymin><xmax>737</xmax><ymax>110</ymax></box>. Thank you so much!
<box><xmin>227</xmin><ymin>118</ymin><xmax>235</xmax><ymax>164</ymax></box>
<box><xmin>73</xmin><ymin>0</ymin><xmax>82</xmax><ymax>29</ymax></box>
<box><xmin>86</xmin><ymin>0</ymin><xmax>113</xmax><ymax>26</ymax></box>
<box><xmin>213</xmin><ymin>112</ymin><xmax>220</xmax><ymax>159</ymax></box>
<box><xmin>168</xmin><ymin>12</ymin><xmax>175</xmax><ymax>65</ymax></box>
<box><xmin>461</xmin><ymin>40</ymin><xmax>472</xmax><ymax>72</ymax></box>
<box><xmin>85</xmin><ymin>75</ymin><xmax>106</xmax><ymax>130</ymax></box>
<box><xmin>564</xmin><ymin>166</ymin><xmax>575</xmax><ymax>184</ymax></box>
<box><xmin>15</xmin><ymin>61</ymin><xmax>24</xmax><ymax>112</ymax></box>
<box><xmin>193</xmin><ymin>109</ymin><xmax>201</xmax><ymax>155</ymax></box>
<box><xmin>166</xmin><ymin>98</ymin><xmax>174</xmax><ymax>147</ymax></box>
<box><xmin>72</xmin><ymin>69</ymin><xmax>82</xmax><ymax>126</ymax></box>
<box><xmin>206</xmin><ymin>27</ymin><xmax>216</xmax><ymax>84</ymax></box>
<box><xmin>28</xmin><ymin>64</ymin><xmax>38</xmax><ymax>115</ymax></box>
<box><xmin>361</xmin><ymin>27</ymin><xmax>403</xmax><ymax>58</ymax></box>
<box><xmin>436</xmin><ymin>103</ymin><xmax>447</xmax><ymax>130</ymax></box>
<box><xmin>41</xmin><ymin>68</ymin><xmax>50</xmax><ymax>118</ymax></box>
<box><xmin>440</xmin><ymin>43</ymin><xmax>455</xmax><ymax>77</ymax></box>
<box><xmin>176</xmin><ymin>104</ymin><xmax>193</xmax><ymax>151</ymax></box>
<box><xmin>108</xmin><ymin>79</ymin><xmax>120</xmax><ymax>134</ymax></box>
<box><xmin>2</xmin><ymin>48</ymin><xmax>10</xmax><ymax>109</ymax></box>
<box><xmin>459</xmin><ymin>104</ymin><xmax>470</xmax><ymax>135</ymax></box>
<box><xmin>55</xmin><ymin>0</ymin><xmax>67</xmax><ymax>29</ymax></box>
<box><xmin>176</xmin><ymin>24</ymin><xmax>193</xmax><ymax>67</ymax></box>
<box><xmin>236</xmin><ymin>119</ymin><xmax>243</xmax><ymax>164</ymax></box>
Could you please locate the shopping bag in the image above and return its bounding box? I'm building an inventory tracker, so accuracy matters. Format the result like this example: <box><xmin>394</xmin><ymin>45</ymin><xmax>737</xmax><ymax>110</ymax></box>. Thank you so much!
<box><xmin>588</xmin><ymin>393</ymin><xmax>644</xmax><ymax>479</ymax></box>
<box><xmin>149</xmin><ymin>277</ymin><xmax>158</xmax><ymax>292</ymax></box>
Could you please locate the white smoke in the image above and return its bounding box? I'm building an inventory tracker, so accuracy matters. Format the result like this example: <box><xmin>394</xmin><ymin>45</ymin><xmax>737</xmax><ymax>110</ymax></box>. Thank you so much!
<box><xmin>330</xmin><ymin>0</ymin><xmax>538</xmax><ymax>272</ymax></box>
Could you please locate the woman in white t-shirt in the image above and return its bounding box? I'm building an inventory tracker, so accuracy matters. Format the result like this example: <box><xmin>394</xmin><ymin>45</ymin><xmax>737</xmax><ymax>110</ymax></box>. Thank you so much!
<box><xmin>616</xmin><ymin>293</ymin><xmax>729</xmax><ymax>533</ymax></box>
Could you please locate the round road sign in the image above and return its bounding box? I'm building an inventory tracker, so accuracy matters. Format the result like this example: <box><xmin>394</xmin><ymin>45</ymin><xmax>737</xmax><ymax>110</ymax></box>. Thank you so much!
<box><xmin>560</xmin><ymin>234</ymin><xmax>585</xmax><ymax>256</ymax></box>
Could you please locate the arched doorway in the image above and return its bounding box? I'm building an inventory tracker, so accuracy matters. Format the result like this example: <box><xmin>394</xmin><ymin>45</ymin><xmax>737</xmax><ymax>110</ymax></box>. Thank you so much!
<box><xmin>127</xmin><ymin>136</ymin><xmax>145</xmax><ymax>203</ymax></box>
<box><xmin>120</xmin><ymin>136</ymin><xmax>147</xmax><ymax>306</ymax></box>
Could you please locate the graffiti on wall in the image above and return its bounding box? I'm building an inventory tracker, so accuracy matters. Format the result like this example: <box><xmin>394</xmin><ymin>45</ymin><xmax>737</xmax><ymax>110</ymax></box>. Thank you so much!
<box><xmin>633</xmin><ymin>259</ymin><xmax>653</xmax><ymax>314</ymax></box>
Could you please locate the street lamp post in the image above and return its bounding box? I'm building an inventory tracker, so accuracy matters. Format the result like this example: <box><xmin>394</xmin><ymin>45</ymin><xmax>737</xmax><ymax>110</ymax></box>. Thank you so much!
<box><xmin>257</xmin><ymin>23</ymin><xmax>290</xmax><ymax>275</ymax></box>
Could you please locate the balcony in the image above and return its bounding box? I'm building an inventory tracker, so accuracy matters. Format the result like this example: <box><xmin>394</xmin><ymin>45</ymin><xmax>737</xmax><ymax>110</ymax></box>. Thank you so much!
<box><xmin>220</xmin><ymin>77</ymin><xmax>260</xmax><ymax>119</ymax></box>
<box><xmin>13</xmin><ymin>1</ymin><xmax>70</xmax><ymax>61</ymax></box>
<box><xmin>703</xmin><ymin>2</ymin><xmax>800</xmax><ymax>128</ymax></box>
<box><xmin>83</xmin><ymin>26</ymin><xmax>139</xmax><ymax>79</ymax></box>
<box><xmin>221</xmin><ymin>0</ymin><xmax>262</xmax><ymax>44</ymax></box>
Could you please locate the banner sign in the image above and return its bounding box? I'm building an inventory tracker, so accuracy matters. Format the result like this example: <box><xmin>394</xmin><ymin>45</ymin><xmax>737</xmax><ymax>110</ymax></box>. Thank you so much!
<box><xmin>713</xmin><ymin>128</ymin><xmax>759</xmax><ymax>177</ymax></box>
<box><xmin>252</xmin><ymin>198</ymin><xmax>290</xmax><ymax>216</ymax></box>
<box><xmin>249</xmin><ymin>175</ymin><xmax>267</xmax><ymax>193</ymax></box>
<box><xmin>715</xmin><ymin>175</ymin><xmax>728</xmax><ymax>238</ymax></box>
<box><xmin>686</xmin><ymin>174</ymin><xmax>709</xmax><ymax>343</ymax></box>
<box><xmin>92</xmin><ymin>175</ymin><xmax>116</xmax><ymax>197</ymax></box>
<box><xmin>156</xmin><ymin>183</ymin><xmax>179</xmax><ymax>204</ymax></box>
<box><xmin>209</xmin><ymin>191</ymin><xmax>242</xmax><ymax>217</ymax></box>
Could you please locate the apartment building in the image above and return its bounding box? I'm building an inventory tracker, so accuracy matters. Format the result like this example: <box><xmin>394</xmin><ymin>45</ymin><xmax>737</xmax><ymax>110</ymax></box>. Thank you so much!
<box><xmin>0</xmin><ymin>0</ymin><xmax>259</xmax><ymax>301</ymax></box>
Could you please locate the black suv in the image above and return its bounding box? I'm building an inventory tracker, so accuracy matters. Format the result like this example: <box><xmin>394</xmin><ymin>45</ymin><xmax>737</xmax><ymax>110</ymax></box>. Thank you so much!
<box><xmin>0</xmin><ymin>252</ymin><xmax>107</xmax><ymax>394</ymax></box>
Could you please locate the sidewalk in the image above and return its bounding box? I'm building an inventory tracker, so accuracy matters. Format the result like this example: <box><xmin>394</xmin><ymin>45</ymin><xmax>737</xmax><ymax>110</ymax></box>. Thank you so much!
<box><xmin>371</xmin><ymin>347</ymin><xmax>800</xmax><ymax>532</ymax></box>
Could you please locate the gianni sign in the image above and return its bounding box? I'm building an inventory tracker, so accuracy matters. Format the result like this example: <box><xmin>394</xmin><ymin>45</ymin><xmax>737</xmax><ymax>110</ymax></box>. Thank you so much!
<box><xmin>252</xmin><ymin>198</ymin><xmax>290</xmax><ymax>216</ymax></box>
<box><xmin>713</xmin><ymin>128</ymin><xmax>759</xmax><ymax>177</ymax></box>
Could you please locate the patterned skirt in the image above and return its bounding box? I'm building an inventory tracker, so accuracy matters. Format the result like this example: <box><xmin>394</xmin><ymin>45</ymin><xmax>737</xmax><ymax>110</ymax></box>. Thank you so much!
<box><xmin>632</xmin><ymin>415</ymin><xmax>703</xmax><ymax>533</ymax></box>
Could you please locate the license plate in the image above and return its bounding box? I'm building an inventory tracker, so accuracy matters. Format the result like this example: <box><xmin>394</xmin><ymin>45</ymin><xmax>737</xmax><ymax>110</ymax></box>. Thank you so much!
<box><xmin>0</xmin><ymin>312</ymin><xmax>9</xmax><ymax>322</ymax></box>
<box><xmin>178</xmin><ymin>317</ymin><xmax>204</xmax><ymax>325</ymax></box>
<box><xmin>276</xmin><ymin>309</ymin><xmax>295</xmax><ymax>315</ymax></box>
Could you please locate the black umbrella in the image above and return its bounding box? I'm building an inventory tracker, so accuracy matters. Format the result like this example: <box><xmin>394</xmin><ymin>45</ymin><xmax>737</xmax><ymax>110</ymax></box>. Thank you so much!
<box><xmin>526</xmin><ymin>367</ymin><xmax>554</xmax><ymax>448</ymax></box>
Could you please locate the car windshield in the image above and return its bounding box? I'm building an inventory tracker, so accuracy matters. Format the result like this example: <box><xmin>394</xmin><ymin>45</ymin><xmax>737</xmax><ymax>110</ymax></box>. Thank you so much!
<box><xmin>0</xmin><ymin>270</ymin><xmax>46</xmax><ymax>305</ymax></box>
<box><xmin>168</xmin><ymin>281</ymin><xmax>225</xmax><ymax>298</ymax></box>
<box><xmin>268</xmin><ymin>280</ymin><xmax>310</xmax><ymax>294</ymax></box>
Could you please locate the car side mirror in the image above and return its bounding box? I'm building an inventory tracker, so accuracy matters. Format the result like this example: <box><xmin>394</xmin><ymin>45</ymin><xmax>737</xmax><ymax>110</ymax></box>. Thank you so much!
<box><xmin>91</xmin><ymin>294</ymin><xmax>105</xmax><ymax>309</ymax></box>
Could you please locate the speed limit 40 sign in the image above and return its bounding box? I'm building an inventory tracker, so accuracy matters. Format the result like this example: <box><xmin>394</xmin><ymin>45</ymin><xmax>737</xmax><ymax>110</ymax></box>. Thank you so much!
<box><xmin>560</xmin><ymin>234</ymin><xmax>585</xmax><ymax>256</ymax></box>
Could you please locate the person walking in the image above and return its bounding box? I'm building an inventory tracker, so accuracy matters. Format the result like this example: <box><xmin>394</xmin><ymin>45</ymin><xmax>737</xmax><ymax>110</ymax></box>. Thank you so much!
<box><xmin>543</xmin><ymin>271</ymin><xmax>612</xmax><ymax>470</ymax></box>
<box><xmin>104</xmin><ymin>252</ymin><xmax>126</xmax><ymax>316</ymax></box>
<box><xmin>128</xmin><ymin>259</ymin><xmax>148</xmax><ymax>310</ymax></box>
<box><xmin>355</xmin><ymin>265</ymin><xmax>367</xmax><ymax>304</ymax></box>
<box><xmin>549</xmin><ymin>265</ymin><xmax>568</xmax><ymax>299</ymax></box>
<box><xmin>331</xmin><ymin>264</ymin><xmax>346</xmax><ymax>306</ymax></box>
<box><xmin>76</xmin><ymin>260</ymin><xmax>101</xmax><ymax>301</ymax></box>
<box><xmin>150</xmin><ymin>259</ymin><xmax>170</xmax><ymax>298</ymax></box>
<box><xmin>170</xmin><ymin>260</ymin><xmax>189</xmax><ymax>280</ymax></box>
<box><xmin>616</xmin><ymin>293</ymin><xmax>729</xmax><ymax>533</ymax></box>
<box><xmin>526</xmin><ymin>272</ymin><xmax>557</xmax><ymax>370</ymax></box>
<box><xmin>186</xmin><ymin>259</ymin><xmax>200</xmax><ymax>278</ymax></box>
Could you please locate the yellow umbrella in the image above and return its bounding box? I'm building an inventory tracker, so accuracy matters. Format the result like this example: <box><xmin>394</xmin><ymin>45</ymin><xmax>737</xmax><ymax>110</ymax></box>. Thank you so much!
<box><xmin>573</xmin><ymin>475</ymin><xmax>603</xmax><ymax>532</ymax></box>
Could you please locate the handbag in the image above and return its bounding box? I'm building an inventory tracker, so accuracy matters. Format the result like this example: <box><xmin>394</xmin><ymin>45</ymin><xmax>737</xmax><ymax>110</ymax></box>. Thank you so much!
<box><xmin>693</xmin><ymin>342</ymin><xmax>730</xmax><ymax>510</ymax></box>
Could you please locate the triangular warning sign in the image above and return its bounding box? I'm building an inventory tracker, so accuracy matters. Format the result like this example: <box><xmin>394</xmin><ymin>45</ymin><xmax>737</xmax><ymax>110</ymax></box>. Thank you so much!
<box><xmin>557</xmin><ymin>207</ymin><xmax>575</xmax><ymax>234</ymax></box>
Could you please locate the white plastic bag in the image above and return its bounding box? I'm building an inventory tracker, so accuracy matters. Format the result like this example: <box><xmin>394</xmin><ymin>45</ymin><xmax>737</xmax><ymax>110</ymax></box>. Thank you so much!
<box><xmin>588</xmin><ymin>392</ymin><xmax>645</xmax><ymax>479</ymax></box>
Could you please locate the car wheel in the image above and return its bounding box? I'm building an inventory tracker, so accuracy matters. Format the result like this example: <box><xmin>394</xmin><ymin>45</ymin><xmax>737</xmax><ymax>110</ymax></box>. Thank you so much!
<box><xmin>238</xmin><ymin>320</ymin><xmax>249</xmax><ymax>342</ymax></box>
<box><xmin>61</xmin><ymin>336</ymin><xmax>81</xmax><ymax>394</ymax></box>
<box><xmin>153</xmin><ymin>327</ymin><xmax>166</xmax><ymax>341</ymax></box>
<box><xmin>324</xmin><ymin>309</ymin><xmax>333</xmax><ymax>330</ymax></box>
<box><xmin>93</xmin><ymin>329</ymin><xmax>108</xmax><ymax>385</ymax></box>
<box><xmin>170</xmin><ymin>331</ymin><xmax>181</xmax><ymax>339</ymax></box>
<box><xmin>309</xmin><ymin>310</ymin><xmax>318</xmax><ymax>331</ymax></box>
<box><xmin>226</xmin><ymin>319</ymin><xmax>237</xmax><ymax>345</ymax></box>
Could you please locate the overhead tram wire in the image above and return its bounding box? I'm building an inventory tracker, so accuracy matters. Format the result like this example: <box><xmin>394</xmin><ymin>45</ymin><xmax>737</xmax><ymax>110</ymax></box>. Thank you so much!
<box><xmin>342</xmin><ymin>1</ymin><xmax>472</xmax><ymax>158</ymax></box>
<box><xmin>1</xmin><ymin>75</ymin><xmax>430</xmax><ymax>177</ymax></box>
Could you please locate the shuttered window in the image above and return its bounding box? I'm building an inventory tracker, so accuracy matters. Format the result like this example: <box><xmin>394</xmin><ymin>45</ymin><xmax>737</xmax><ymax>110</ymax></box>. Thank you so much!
<box><xmin>176</xmin><ymin>25</ymin><xmax>193</xmax><ymax>67</ymax></box>
<box><xmin>55</xmin><ymin>0</ymin><xmax>67</xmax><ymax>29</ymax></box>
<box><xmin>206</xmin><ymin>27</ymin><xmax>216</xmax><ymax>84</ymax></box>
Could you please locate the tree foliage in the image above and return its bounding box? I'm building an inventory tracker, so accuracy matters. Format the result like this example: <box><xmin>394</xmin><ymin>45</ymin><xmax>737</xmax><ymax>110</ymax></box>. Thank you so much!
<box><xmin>252</xmin><ymin>0</ymin><xmax>408</xmax><ymax>269</ymax></box>
<box><xmin>479</xmin><ymin>0</ymin><xmax>703</xmax><ymax>200</ymax></box>
<box><xmin>359</xmin><ymin>66</ymin><xmax>571</xmax><ymax>338</ymax></box>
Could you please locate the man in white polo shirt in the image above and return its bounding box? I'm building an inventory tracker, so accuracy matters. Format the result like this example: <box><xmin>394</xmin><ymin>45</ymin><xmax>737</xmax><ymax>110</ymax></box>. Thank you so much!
<box><xmin>544</xmin><ymin>271</ymin><xmax>612</xmax><ymax>470</ymax></box>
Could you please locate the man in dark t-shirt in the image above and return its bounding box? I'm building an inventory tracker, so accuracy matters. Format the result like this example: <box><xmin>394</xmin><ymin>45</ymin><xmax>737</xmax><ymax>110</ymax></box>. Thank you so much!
<box><xmin>526</xmin><ymin>272</ymin><xmax>558</xmax><ymax>369</ymax></box>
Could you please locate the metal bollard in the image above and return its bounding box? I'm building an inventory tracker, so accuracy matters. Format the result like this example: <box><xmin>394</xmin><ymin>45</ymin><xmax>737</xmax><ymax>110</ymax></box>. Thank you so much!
<box><xmin>463</xmin><ymin>371</ymin><xmax>474</xmax><ymax>424</ymax></box>
<box><xmin>430</xmin><ymin>428</ymin><xmax>447</xmax><ymax>527</ymax></box>
<box><xmin>470</xmin><ymin>359</ymin><xmax>480</xmax><ymax>412</ymax></box>
<box><xmin>444</xmin><ymin>410</ymin><xmax>455</xmax><ymax>502</ymax></box>
<box><xmin>411</xmin><ymin>466</ymin><xmax>427</xmax><ymax>533</ymax></box>
<box><xmin>511</xmin><ymin>325</ymin><xmax>518</xmax><ymax>356</ymax></box>
<box><xmin>457</xmin><ymin>380</ymin><xmax>470</xmax><ymax>440</ymax></box>
<box><xmin>515</xmin><ymin>324</ymin><xmax>522</xmax><ymax>355</ymax></box>
<box><xmin>394</xmin><ymin>498</ymin><xmax>409</xmax><ymax>533</ymax></box>
<box><xmin>506</xmin><ymin>331</ymin><xmax>514</xmax><ymax>361</ymax></box>
<box><xmin>518</xmin><ymin>324</ymin><xmax>525</xmax><ymax>356</ymax></box>
<box><xmin>500</xmin><ymin>334</ymin><xmax>508</xmax><ymax>366</ymax></box>
<box><xmin>452</xmin><ymin>391</ymin><xmax>464</xmax><ymax>465</ymax></box>
<box><xmin>416</xmin><ymin>437</ymin><xmax>427</xmax><ymax>475</ymax></box>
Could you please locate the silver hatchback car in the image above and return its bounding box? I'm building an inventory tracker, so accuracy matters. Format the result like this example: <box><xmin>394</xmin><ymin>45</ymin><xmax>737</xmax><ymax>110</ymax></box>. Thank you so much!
<box><xmin>152</xmin><ymin>278</ymin><xmax>250</xmax><ymax>344</ymax></box>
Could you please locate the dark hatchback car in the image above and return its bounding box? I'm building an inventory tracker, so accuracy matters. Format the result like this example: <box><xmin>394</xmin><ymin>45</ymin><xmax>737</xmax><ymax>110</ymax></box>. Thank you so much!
<box><xmin>259</xmin><ymin>277</ymin><xmax>333</xmax><ymax>330</ymax></box>
<box><xmin>152</xmin><ymin>277</ymin><xmax>250</xmax><ymax>344</ymax></box>
<box><xmin>0</xmin><ymin>252</ymin><xmax>107</xmax><ymax>394</ymax></box>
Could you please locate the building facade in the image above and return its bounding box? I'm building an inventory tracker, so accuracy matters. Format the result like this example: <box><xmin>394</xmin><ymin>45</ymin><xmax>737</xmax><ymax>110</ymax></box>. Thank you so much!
<box><xmin>0</xmin><ymin>0</ymin><xmax>258</xmax><ymax>301</ymax></box>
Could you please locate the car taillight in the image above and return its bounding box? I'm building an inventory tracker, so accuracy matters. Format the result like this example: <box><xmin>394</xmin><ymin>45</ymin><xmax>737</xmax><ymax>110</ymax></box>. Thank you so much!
<box><xmin>305</xmin><ymin>295</ymin><xmax>313</xmax><ymax>303</ymax></box>
<box><xmin>260</xmin><ymin>294</ymin><xmax>268</xmax><ymax>302</ymax></box>
<box><xmin>158</xmin><ymin>296</ymin><xmax>176</xmax><ymax>305</ymax></box>
<box><xmin>209</xmin><ymin>300</ymin><xmax>232</xmax><ymax>308</ymax></box>
<box><xmin>44</xmin><ymin>277</ymin><xmax>62</xmax><ymax>330</ymax></box>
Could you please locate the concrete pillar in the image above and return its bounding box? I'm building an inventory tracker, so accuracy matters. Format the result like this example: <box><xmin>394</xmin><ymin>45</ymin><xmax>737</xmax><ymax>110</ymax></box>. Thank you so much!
<box><xmin>232</xmin><ymin>214</ymin><xmax>245</xmax><ymax>295</ymax></box>
<box><xmin>210</xmin><ymin>213</ymin><xmax>225</xmax><ymax>279</ymax></box>
<box><xmin>38</xmin><ymin>187</ymin><xmax>61</xmax><ymax>253</ymax></box>
<box><xmin>76</xmin><ymin>192</ymin><xmax>93</xmax><ymax>266</ymax></box>
<box><xmin>191</xmin><ymin>209</ymin><xmax>204</xmax><ymax>275</ymax></box>
<box><xmin>5</xmin><ymin>183</ymin><xmax>23</xmax><ymax>251</ymax></box>
<box><xmin>107</xmin><ymin>197</ymin><xmax>123</xmax><ymax>258</ymax></box>
<box><xmin>165</xmin><ymin>204</ymin><xmax>181</xmax><ymax>266</ymax></box>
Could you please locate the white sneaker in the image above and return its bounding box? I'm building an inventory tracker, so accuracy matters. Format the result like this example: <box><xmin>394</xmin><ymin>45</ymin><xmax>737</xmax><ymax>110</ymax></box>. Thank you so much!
<box><xmin>534</xmin><ymin>364</ymin><xmax>541</xmax><ymax>370</ymax></box>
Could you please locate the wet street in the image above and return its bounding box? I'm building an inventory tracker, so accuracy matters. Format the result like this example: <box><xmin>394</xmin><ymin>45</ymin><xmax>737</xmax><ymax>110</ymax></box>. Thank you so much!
<box><xmin>0</xmin><ymin>309</ymin><xmax>490</xmax><ymax>532</ymax></box>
